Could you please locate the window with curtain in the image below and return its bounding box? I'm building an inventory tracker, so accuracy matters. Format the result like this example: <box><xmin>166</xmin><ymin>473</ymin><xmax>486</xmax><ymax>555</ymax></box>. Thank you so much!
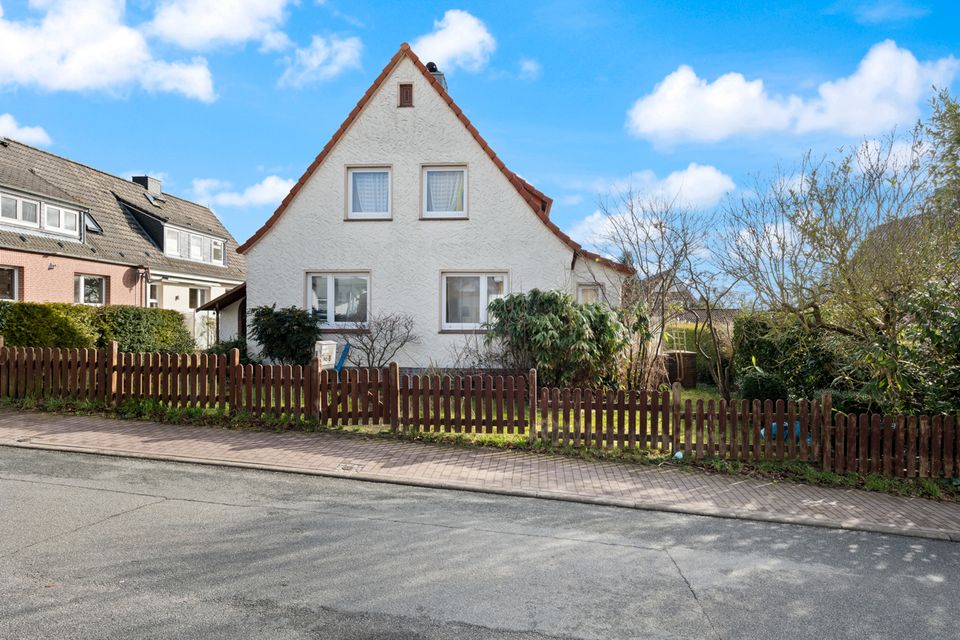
<box><xmin>348</xmin><ymin>168</ymin><xmax>390</xmax><ymax>218</ymax></box>
<box><xmin>424</xmin><ymin>167</ymin><xmax>466</xmax><ymax>217</ymax></box>
<box><xmin>308</xmin><ymin>273</ymin><xmax>370</xmax><ymax>326</ymax></box>
<box><xmin>442</xmin><ymin>273</ymin><xmax>506</xmax><ymax>329</ymax></box>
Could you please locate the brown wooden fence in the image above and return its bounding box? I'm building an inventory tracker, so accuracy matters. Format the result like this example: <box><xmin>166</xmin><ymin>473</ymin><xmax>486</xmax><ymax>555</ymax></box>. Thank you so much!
<box><xmin>1</xmin><ymin>340</ymin><xmax>957</xmax><ymax>479</ymax></box>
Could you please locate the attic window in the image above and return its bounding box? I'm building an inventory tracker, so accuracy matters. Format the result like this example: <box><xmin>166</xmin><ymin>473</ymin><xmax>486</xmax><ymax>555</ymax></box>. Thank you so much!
<box><xmin>399</xmin><ymin>83</ymin><xmax>413</xmax><ymax>107</ymax></box>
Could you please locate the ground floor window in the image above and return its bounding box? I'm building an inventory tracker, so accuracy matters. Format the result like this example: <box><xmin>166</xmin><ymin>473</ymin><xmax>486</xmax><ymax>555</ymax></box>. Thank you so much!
<box><xmin>0</xmin><ymin>267</ymin><xmax>18</xmax><ymax>301</ymax></box>
<box><xmin>577</xmin><ymin>284</ymin><xmax>602</xmax><ymax>305</ymax></box>
<box><xmin>188</xmin><ymin>287</ymin><xmax>209</xmax><ymax>310</ymax></box>
<box><xmin>308</xmin><ymin>273</ymin><xmax>369</xmax><ymax>326</ymax></box>
<box><xmin>74</xmin><ymin>274</ymin><xmax>106</xmax><ymax>305</ymax></box>
<box><xmin>441</xmin><ymin>272</ymin><xmax>507</xmax><ymax>330</ymax></box>
<box><xmin>148</xmin><ymin>283</ymin><xmax>160</xmax><ymax>308</ymax></box>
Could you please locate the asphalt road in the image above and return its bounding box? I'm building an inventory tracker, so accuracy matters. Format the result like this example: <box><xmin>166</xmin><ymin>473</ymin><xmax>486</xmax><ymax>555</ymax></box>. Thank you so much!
<box><xmin>1</xmin><ymin>447</ymin><xmax>958</xmax><ymax>640</ymax></box>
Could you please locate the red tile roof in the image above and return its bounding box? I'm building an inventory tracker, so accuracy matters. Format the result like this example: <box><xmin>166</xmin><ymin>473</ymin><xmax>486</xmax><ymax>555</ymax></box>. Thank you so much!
<box><xmin>237</xmin><ymin>43</ymin><xmax>633</xmax><ymax>276</ymax></box>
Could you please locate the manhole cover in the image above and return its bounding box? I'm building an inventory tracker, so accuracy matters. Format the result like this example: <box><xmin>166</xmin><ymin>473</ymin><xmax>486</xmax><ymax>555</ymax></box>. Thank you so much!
<box><xmin>336</xmin><ymin>462</ymin><xmax>365</xmax><ymax>472</ymax></box>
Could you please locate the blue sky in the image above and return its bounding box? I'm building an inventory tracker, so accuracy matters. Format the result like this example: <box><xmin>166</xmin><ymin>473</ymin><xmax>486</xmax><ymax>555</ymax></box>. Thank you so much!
<box><xmin>1</xmin><ymin>0</ymin><xmax>957</xmax><ymax>247</ymax></box>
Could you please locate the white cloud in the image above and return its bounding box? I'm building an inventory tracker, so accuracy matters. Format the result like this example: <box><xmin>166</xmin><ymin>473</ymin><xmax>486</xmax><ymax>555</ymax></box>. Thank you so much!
<box><xmin>148</xmin><ymin>0</ymin><xmax>292</xmax><ymax>50</ymax></box>
<box><xmin>627</xmin><ymin>40</ymin><xmax>957</xmax><ymax>143</ymax></box>
<box><xmin>519</xmin><ymin>57</ymin><xmax>541</xmax><ymax>80</ymax></box>
<box><xmin>259</xmin><ymin>30</ymin><xmax>293</xmax><ymax>53</ymax></box>
<box><xmin>0</xmin><ymin>114</ymin><xmax>52</xmax><ymax>146</ymax></box>
<box><xmin>835</xmin><ymin>0</ymin><xmax>930</xmax><ymax>24</ymax></box>
<box><xmin>0</xmin><ymin>0</ymin><xmax>214</xmax><ymax>102</ymax></box>
<box><xmin>559</xmin><ymin>194</ymin><xmax>583</xmax><ymax>206</ymax></box>
<box><xmin>278</xmin><ymin>35</ymin><xmax>362</xmax><ymax>87</ymax></box>
<box><xmin>567</xmin><ymin>164</ymin><xmax>735</xmax><ymax>246</ymax></box>
<box><xmin>592</xmin><ymin>163</ymin><xmax>735</xmax><ymax>208</ymax></box>
<box><xmin>412</xmin><ymin>10</ymin><xmax>495</xmax><ymax>73</ymax></box>
<box><xmin>192</xmin><ymin>175</ymin><xmax>295</xmax><ymax>207</ymax></box>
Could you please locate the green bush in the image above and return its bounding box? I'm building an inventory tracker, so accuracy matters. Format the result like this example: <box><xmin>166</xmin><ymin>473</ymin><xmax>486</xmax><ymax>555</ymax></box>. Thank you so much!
<box><xmin>0</xmin><ymin>301</ymin><xmax>193</xmax><ymax>353</ymax></box>
<box><xmin>0</xmin><ymin>301</ymin><xmax>98</xmax><ymax>347</ymax></box>
<box><xmin>205</xmin><ymin>337</ymin><xmax>258</xmax><ymax>365</ymax></box>
<box><xmin>249</xmin><ymin>305</ymin><xmax>321</xmax><ymax>365</ymax></box>
<box><xmin>818</xmin><ymin>388</ymin><xmax>874</xmax><ymax>415</ymax></box>
<box><xmin>97</xmin><ymin>306</ymin><xmax>194</xmax><ymax>353</ymax></box>
<box><xmin>733</xmin><ymin>312</ymin><xmax>839</xmax><ymax>397</ymax></box>
<box><xmin>485</xmin><ymin>289</ymin><xmax>628</xmax><ymax>388</ymax></box>
<box><xmin>739</xmin><ymin>371</ymin><xmax>789</xmax><ymax>403</ymax></box>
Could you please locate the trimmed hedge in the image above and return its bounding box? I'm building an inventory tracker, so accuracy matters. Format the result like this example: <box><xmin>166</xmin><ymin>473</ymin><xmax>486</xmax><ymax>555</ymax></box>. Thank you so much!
<box><xmin>0</xmin><ymin>301</ymin><xmax>195</xmax><ymax>353</ymax></box>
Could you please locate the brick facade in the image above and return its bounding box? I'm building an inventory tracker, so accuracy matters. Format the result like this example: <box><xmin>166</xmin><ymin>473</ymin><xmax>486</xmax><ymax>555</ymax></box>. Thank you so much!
<box><xmin>0</xmin><ymin>248</ymin><xmax>144</xmax><ymax>306</ymax></box>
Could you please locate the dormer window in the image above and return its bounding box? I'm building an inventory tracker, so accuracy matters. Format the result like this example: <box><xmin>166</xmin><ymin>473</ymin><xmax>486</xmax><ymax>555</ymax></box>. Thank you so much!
<box><xmin>1</xmin><ymin>192</ymin><xmax>39</xmax><ymax>227</ymax></box>
<box><xmin>164</xmin><ymin>225</ymin><xmax>226</xmax><ymax>266</ymax></box>
<box><xmin>399</xmin><ymin>83</ymin><xmax>413</xmax><ymax>107</ymax></box>
<box><xmin>44</xmin><ymin>205</ymin><xmax>79</xmax><ymax>236</ymax></box>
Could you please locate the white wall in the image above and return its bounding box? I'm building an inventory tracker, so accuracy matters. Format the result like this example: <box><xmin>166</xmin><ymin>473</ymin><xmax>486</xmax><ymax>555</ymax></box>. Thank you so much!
<box><xmin>246</xmin><ymin>56</ymin><xmax>624</xmax><ymax>367</ymax></box>
<box><xmin>218</xmin><ymin>300</ymin><xmax>241</xmax><ymax>343</ymax></box>
<box><xmin>157</xmin><ymin>281</ymin><xmax>228</xmax><ymax>349</ymax></box>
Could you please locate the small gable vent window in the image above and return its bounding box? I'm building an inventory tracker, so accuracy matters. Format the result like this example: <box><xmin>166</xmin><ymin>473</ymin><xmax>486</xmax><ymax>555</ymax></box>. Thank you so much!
<box><xmin>399</xmin><ymin>83</ymin><xmax>413</xmax><ymax>107</ymax></box>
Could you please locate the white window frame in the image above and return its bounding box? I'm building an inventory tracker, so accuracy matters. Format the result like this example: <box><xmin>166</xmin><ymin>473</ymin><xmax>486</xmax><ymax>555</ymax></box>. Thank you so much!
<box><xmin>0</xmin><ymin>191</ymin><xmax>40</xmax><ymax>229</ymax></box>
<box><xmin>346</xmin><ymin>167</ymin><xmax>392</xmax><ymax>220</ymax></box>
<box><xmin>307</xmin><ymin>272</ymin><xmax>370</xmax><ymax>327</ymax></box>
<box><xmin>577</xmin><ymin>283</ymin><xmax>603</xmax><ymax>305</ymax></box>
<box><xmin>188</xmin><ymin>287</ymin><xmax>209</xmax><ymax>310</ymax></box>
<box><xmin>43</xmin><ymin>204</ymin><xmax>80</xmax><ymax>237</ymax></box>
<box><xmin>147</xmin><ymin>283</ymin><xmax>160</xmax><ymax>308</ymax></box>
<box><xmin>75</xmin><ymin>274</ymin><xmax>106</xmax><ymax>306</ymax></box>
<box><xmin>163</xmin><ymin>225</ymin><xmax>227</xmax><ymax>266</ymax></box>
<box><xmin>0</xmin><ymin>266</ymin><xmax>19</xmax><ymax>301</ymax></box>
<box><xmin>441</xmin><ymin>272</ymin><xmax>508</xmax><ymax>331</ymax></box>
<box><xmin>422</xmin><ymin>166</ymin><xmax>468</xmax><ymax>219</ymax></box>
<box><xmin>212</xmin><ymin>240</ymin><xmax>224</xmax><ymax>264</ymax></box>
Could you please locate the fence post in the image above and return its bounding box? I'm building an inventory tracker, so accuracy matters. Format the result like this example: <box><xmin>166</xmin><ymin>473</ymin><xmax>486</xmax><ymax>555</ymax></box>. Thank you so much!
<box><xmin>228</xmin><ymin>348</ymin><xmax>241</xmax><ymax>415</ymax></box>
<box><xmin>671</xmin><ymin>381</ymin><xmax>682</xmax><ymax>454</ymax></box>
<box><xmin>0</xmin><ymin>335</ymin><xmax>5</xmax><ymax>399</ymax></box>
<box><xmin>820</xmin><ymin>391</ymin><xmax>832</xmax><ymax>471</ymax></box>
<box><xmin>106</xmin><ymin>341</ymin><xmax>119</xmax><ymax>407</ymax></box>
<box><xmin>307</xmin><ymin>356</ymin><xmax>321</xmax><ymax>421</ymax></box>
<box><xmin>388</xmin><ymin>361</ymin><xmax>400</xmax><ymax>431</ymax></box>
<box><xmin>527</xmin><ymin>368</ymin><xmax>538</xmax><ymax>442</ymax></box>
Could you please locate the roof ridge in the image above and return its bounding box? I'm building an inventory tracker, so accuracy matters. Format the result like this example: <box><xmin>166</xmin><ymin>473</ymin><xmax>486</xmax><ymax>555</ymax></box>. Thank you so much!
<box><xmin>235</xmin><ymin>43</ymin><xmax>633</xmax><ymax>275</ymax></box>
<box><xmin>4</xmin><ymin>138</ymin><xmax>213</xmax><ymax>214</ymax></box>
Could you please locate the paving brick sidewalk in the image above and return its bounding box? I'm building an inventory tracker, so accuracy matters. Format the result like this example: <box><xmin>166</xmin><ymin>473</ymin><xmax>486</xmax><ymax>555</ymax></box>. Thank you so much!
<box><xmin>1</xmin><ymin>409</ymin><xmax>959</xmax><ymax>541</ymax></box>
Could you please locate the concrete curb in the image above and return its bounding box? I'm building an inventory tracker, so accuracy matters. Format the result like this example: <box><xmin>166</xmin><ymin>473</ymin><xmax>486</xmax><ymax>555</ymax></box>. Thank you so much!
<box><xmin>3</xmin><ymin>439</ymin><xmax>958</xmax><ymax>543</ymax></box>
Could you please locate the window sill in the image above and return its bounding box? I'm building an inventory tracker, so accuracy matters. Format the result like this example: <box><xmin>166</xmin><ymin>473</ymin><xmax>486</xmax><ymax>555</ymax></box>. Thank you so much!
<box><xmin>344</xmin><ymin>216</ymin><xmax>392</xmax><ymax>222</ymax></box>
<box><xmin>421</xmin><ymin>216</ymin><xmax>469</xmax><ymax>221</ymax></box>
<box><xmin>319</xmin><ymin>328</ymin><xmax>370</xmax><ymax>335</ymax></box>
<box><xmin>439</xmin><ymin>329</ymin><xmax>487</xmax><ymax>335</ymax></box>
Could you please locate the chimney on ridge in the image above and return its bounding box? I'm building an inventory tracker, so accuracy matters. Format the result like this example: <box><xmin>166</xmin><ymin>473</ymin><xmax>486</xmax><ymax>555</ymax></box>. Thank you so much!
<box><xmin>425</xmin><ymin>62</ymin><xmax>447</xmax><ymax>91</ymax></box>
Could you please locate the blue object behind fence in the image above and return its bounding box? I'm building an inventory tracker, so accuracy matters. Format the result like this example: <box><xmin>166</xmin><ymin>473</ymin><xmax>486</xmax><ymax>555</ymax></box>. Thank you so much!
<box><xmin>760</xmin><ymin>420</ymin><xmax>813</xmax><ymax>447</ymax></box>
<box><xmin>335</xmin><ymin>343</ymin><xmax>350</xmax><ymax>378</ymax></box>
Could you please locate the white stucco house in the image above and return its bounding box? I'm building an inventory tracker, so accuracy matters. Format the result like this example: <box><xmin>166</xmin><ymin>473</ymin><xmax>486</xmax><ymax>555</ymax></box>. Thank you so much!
<box><xmin>237</xmin><ymin>43</ymin><xmax>633</xmax><ymax>367</ymax></box>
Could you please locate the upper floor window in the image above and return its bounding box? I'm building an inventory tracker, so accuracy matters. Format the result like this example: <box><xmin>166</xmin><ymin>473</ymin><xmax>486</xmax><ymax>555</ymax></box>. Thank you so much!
<box><xmin>347</xmin><ymin>168</ymin><xmax>391</xmax><ymax>219</ymax></box>
<box><xmin>423</xmin><ymin>167</ymin><xmax>467</xmax><ymax>218</ymax></box>
<box><xmin>1</xmin><ymin>192</ymin><xmax>40</xmax><ymax>228</ymax></box>
<box><xmin>164</xmin><ymin>226</ymin><xmax>226</xmax><ymax>266</ymax></box>
<box><xmin>44</xmin><ymin>204</ymin><xmax>79</xmax><ymax>236</ymax></box>
<box><xmin>308</xmin><ymin>272</ymin><xmax>369</xmax><ymax>326</ymax></box>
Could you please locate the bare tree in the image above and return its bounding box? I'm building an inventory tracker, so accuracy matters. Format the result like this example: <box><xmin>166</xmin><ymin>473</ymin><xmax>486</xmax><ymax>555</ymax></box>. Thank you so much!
<box><xmin>681</xmin><ymin>263</ymin><xmax>741</xmax><ymax>401</ymax></box>
<box><xmin>719</xmin><ymin>129</ymin><xmax>951</xmax><ymax>405</ymax></box>
<box><xmin>334</xmin><ymin>312</ymin><xmax>421</xmax><ymax>368</ymax></box>
<box><xmin>595</xmin><ymin>192</ymin><xmax>709</xmax><ymax>390</ymax></box>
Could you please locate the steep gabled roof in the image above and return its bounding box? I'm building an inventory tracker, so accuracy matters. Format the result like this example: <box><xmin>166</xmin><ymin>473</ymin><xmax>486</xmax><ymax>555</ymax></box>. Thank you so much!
<box><xmin>237</xmin><ymin>43</ymin><xmax>632</xmax><ymax>276</ymax></box>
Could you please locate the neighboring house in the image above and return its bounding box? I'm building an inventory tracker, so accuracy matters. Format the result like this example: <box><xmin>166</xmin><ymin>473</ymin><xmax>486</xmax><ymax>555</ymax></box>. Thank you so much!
<box><xmin>239</xmin><ymin>44</ymin><xmax>633</xmax><ymax>367</ymax></box>
<box><xmin>0</xmin><ymin>138</ymin><xmax>245</xmax><ymax>348</ymax></box>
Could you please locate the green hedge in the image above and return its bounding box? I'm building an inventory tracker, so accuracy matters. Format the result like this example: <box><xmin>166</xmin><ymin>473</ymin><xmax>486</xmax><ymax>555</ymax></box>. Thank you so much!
<box><xmin>0</xmin><ymin>301</ymin><xmax>195</xmax><ymax>353</ymax></box>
